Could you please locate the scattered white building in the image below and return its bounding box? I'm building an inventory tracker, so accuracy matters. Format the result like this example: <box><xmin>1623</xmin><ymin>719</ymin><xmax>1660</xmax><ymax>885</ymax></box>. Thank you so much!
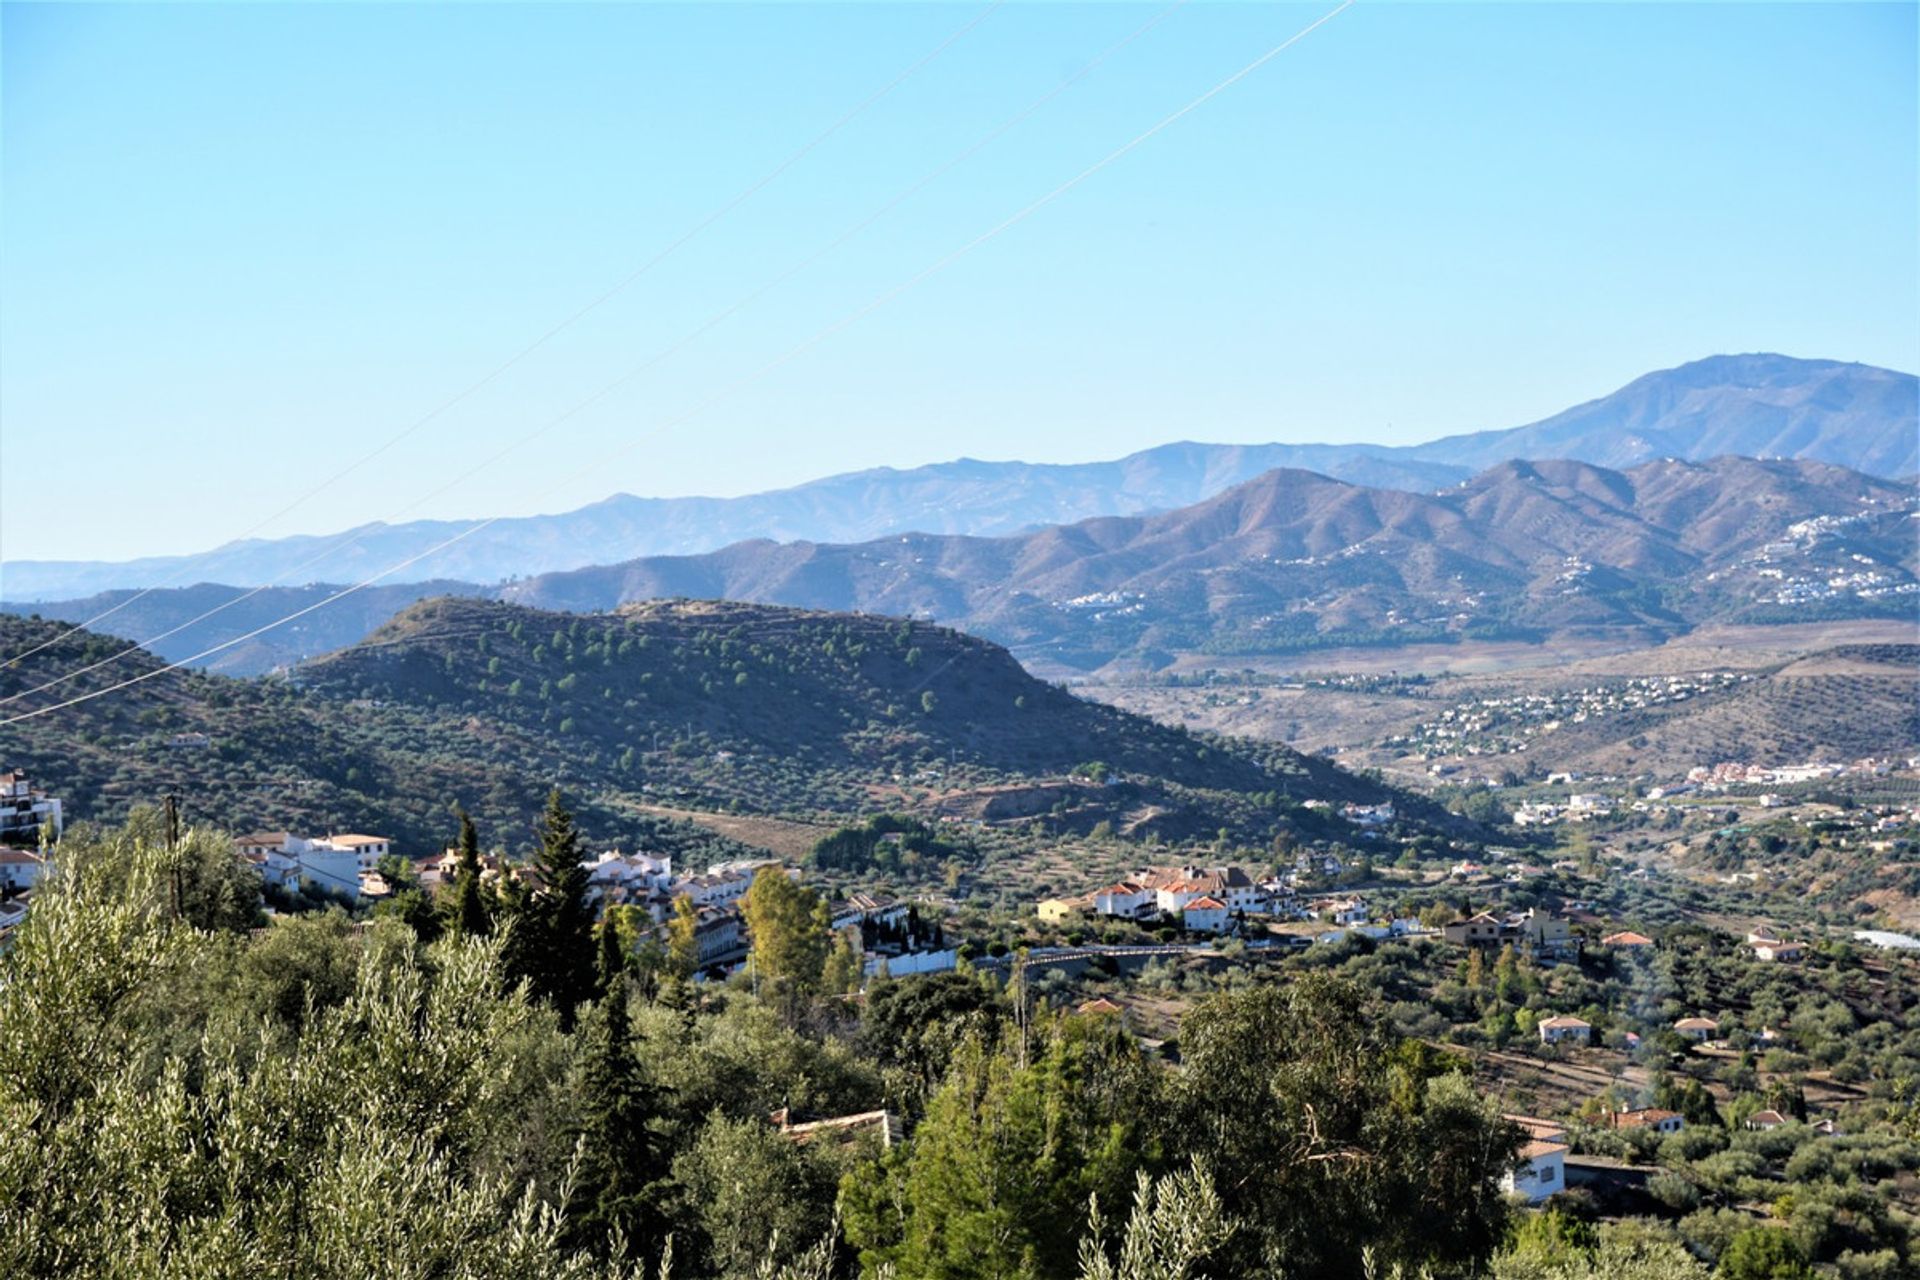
<box><xmin>0</xmin><ymin>771</ymin><xmax>62</xmax><ymax>846</ymax></box>
<box><xmin>1537</xmin><ymin>1016</ymin><xmax>1591</xmax><ymax>1046</ymax></box>
<box><xmin>1181</xmin><ymin>896</ymin><xmax>1230</xmax><ymax>934</ymax></box>
<box><xmin>583</xmin><ymin>850</ymin><xmax>675</xmax><ymax>909</ymax></box>
<box><xmin>1502</xmin><ymin>1116</ymin><xmax>1569</xmax><ymax>1203</ymax></box>
<box><xmin>234</xmin><ymin>831</ymin><xmax>387</xmax><ymax>904</ymax></box>
<box><xmin>0</xmin><ymin>847</ymin><xmax>47</xmax><ymax>892</ymax></box>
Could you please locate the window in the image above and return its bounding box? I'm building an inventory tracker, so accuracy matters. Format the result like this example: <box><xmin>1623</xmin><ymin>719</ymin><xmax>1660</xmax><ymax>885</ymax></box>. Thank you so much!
<box><xmin>1540</xmin><ymin>1166</ymin><xmax>1555</xmax><ymax>1184</ymax></box>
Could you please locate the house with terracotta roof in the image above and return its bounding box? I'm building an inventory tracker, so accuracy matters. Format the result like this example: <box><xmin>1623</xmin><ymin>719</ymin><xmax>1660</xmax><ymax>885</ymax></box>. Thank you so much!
<box><xmin>1442</xmin><ymin>912</ymin><xmax>1505</xmax><ymax>947</ymax></box>
<box><xmin>1077</xmin><ymin>997</ymin><xmax>1123</xmax><ymax>1016</ymax></box>
<box><xmin>1745</xmin><ymin>1109</ymin><xmax>1790</xmax><ymax>1131</ymax></box>
<box><xmin>1315</xmin><ymin>897</ymin><xmax>1368</xmax><ymax>926</ymax></box>
<box><xmin>1182</xmin><ymin>896</ymin><xmax>1231</xmax><ymax>934</ymax></box>
<box><xmin>1601</xmin><ymin>930</ymin><xmax>1654</xmax><ymax>949</ymax></box>
<box><xmin>1500</xmin><ymin>1116</ymin><xmax>1570</xmax><ymax>1202</ymax></box>
<box><xmin>1537</xmin><ymin>1015</ymin><xmax>1591</xmax><ymax>1045</ymax></box>
<box><xmin>1751</xmin><ymin>939</ymin><xmax>1808</xmax><ymax>963</ymax></box>
<box><xmin>1092</xmin><ymin>881</ymin><xmax>1155</xmax><ymax>918</ymax></box>
<box><xmin>1673</xmin><ymin>1016</ymin><xmax>1719</xmax><ymax>1042</ymax></box>
<box><xmin>1606</xmin><ymin>1107</ymin><xmax>1684</xmax><ymax>1134</ymax></box>
<box><xmin>831</xmin><ymin>891</ymin><xmax>910</xmax><ymax>933</ymax></box>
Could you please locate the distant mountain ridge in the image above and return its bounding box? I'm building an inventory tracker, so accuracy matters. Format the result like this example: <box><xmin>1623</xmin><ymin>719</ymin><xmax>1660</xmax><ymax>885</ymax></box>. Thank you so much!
<box><xmin>1403</xmin><ymin>354</ymin><xmax>1917</xmax><ymax>475</ymax></box>
<box><xmin>13</xmin><ymin>454</ymin><xmax>1912</xmax><ymax>677</ymax></box>
<box><xmin>501</xmin><ymin>455</ymin><xmax>1916</xmax><ymax>672</ymax></box>
<box><xmin>3</xmin><ymin>353</ymin><xmax>1912</xmax><ymax>601</ymax></box>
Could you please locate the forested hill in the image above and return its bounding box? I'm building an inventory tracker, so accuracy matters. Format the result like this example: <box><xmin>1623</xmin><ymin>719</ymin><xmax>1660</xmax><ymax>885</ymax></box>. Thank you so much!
<box><xmin>0</xmin><ymin>601</ymin><xmax>1408</xmax><ymax>852</ymax></box>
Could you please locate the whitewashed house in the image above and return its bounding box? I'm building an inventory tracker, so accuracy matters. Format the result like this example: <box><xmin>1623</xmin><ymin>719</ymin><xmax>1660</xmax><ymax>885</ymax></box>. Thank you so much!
<box><xmin>0</xmin><ymin>847</ymin><xmax>46</xmax><ymax>892</ymax></box>
<box><xmin>1501</xmin><ymin>1116</ymin><xmax>1569</xmax><ymax>1203</ymax></box>
<box><xmin>1181</xmin><ymin>896</ymin><xmax>1230</xmax><ymax>935</ymax></box>
<box><xmin>0</xmin><ymin>771</ymin><xmax>62</xmax><ymax>845</ymax></box>
<box><xmin>1092</xmin><ymin>882</ymin><xmax>1155</xmax><ymax>919</ymax></box>
<box><xmin>1537</xmin><ymin>1016</ymin><xmax>1591</xmax><ymax>1046</ymax></box>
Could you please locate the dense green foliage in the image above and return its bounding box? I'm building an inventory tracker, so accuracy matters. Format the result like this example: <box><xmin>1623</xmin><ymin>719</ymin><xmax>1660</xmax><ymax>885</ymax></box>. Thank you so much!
<box><xmin>0</xmin><ymin>603</ymin><xmax>1410</xmax><ymax>855</ymax></box>
<box><xmin>2</xmin><ymin>815</ymin><xmax>1542</xmax><ymax>1279</ymax></box>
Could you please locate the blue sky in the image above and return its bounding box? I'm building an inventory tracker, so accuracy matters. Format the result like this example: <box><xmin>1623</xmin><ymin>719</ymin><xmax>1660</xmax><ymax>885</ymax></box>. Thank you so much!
<box><xmin>3</xmin><ymin>1</ymin><xmax>1914</xmax><ymax>563</ymax></box>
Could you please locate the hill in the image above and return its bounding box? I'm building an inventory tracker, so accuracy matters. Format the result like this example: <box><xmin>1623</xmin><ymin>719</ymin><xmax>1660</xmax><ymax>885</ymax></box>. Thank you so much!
<box><xmin>0</xmin><ymin>601</ymin><xmax>1406</xmax><ymax>854</ymax></box>
<box><xmin>1493</xmin><ymin>643</ymin><xmax>1920</xmax><ymax>778</ymax></box>
<box><xmin>4</xmin><ymin>355</ymin><xmax>1911</xmax><ymax>602</ymax></box>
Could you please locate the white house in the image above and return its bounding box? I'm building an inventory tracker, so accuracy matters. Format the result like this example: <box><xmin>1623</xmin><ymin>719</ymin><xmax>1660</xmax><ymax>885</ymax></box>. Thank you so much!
<box><xmin>673</xmin><ymin>870</ymin><xmax>753</xmax><ymax>909</ymax></box>
<box><xmin>0</xmin><ymin>771</ymin><xmax>62</xmax><ymax>845</ymax></box>
<box><xmin>296</xmin><ymin>848</ymin><xmax>364</xmax><ymax>903</ymax></box>
<box><xmin>1537</xmin><ymin>1016</ymin><xmax>1591</xmax><ymax>1046</ymax></box>
<box><xmin>235</xmin><ymin>830</ymin><xmax>386</xmax><ymax>902</ymax></box>
<box><xmin>1092</xmin><ymin>882</ymin><xmax>1155</xmax><ymax>918</ymax></box>
<box><xmin>1318</xmin><ymin>898</ymin><xmax>1368</xmax><ymax>926</ymax></box>
<box><xmin>692</xmin><ymin>906</ymin><xmax>746</xmax><ymax>965</ymax></box>
<box><xmin>321</xmin><ymin>834</ymin><xmax>392</xmax><ymax>871</ymax></box>
<box><xmin>0</xmin><ymin>847</ymin><xmax>46</xmax><ymax>892</ymax></box>
<box><xmin>1181</xmin><ymin>896</ymin><xmax>1231</xmax><ymax>935</ymax></box>
<box><xmin>1501</xmin><ymin>1116</ymin><xmax>1569</xmax><ymax>1203</ymax></box>
<box><xmin>1673</xmin><ymin>1017</ymin><xmax>1719</xmax><ymax>1043</ymax></box>
<box><xmin>584</xmin><ymin>850</ymin><xmax>674</xmax><ymax>905</ymax></box>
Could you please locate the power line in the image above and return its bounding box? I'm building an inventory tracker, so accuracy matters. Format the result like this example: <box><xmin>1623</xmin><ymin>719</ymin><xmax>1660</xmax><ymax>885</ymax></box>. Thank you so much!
<box><xmin>0</xmin><ymin>0</ymin><xmax>1354</xmax><ymax>729</ymax></box>
<box><xmin>1</xmin><ymin>0</ymin><xmax>1183</xmax><ymax>710</ymax></box>
<box><xmin>0</xmin><ymin>1</ymin><xmax>1003</xmax><ymax>673</ymax></box>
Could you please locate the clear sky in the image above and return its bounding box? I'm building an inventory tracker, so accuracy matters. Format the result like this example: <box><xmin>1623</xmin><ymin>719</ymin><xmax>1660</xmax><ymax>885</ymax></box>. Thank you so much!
<box><xmin>3</xmin><ymin>1</ymin><xmax>1914</xmax><ymax>563</ymax></box>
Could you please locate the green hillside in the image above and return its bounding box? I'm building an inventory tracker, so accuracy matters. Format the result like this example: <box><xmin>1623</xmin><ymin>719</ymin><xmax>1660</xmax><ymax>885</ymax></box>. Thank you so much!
<box><xmin>0</xmin><ymin>599</ymin><xmax>1414</xmax><ymax>856</ymax></box>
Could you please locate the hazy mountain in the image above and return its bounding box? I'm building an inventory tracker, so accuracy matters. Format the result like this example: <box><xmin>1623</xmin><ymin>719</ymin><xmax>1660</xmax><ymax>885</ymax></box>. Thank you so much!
<box><xmin>0</xmin><ymin>580</ymin><xmax>481</xmax><ymax>676</ymax></box>
<box><xmin>3</xmin><ymin>354</ymin><xmax>1910</xmax><ymax>601</ymax></box>
<box><xmin>1405</xmin><ymin>354</ymin><xmax>1918</xmax><ymax>475</ymax></box>
<box><xmin>0</xmin><ymin>448</ymin><xmax>1466</xmax><ymax>601</ymax></box>
<box><xmin>500</xmin><ymin>456</ymin><xmax>1915</xmax><ymax>672</ymax></box>
<box><xmin>15</xmin><ymin>455</ymin><xmax>1906</xmax><ymax>677</ymax></box>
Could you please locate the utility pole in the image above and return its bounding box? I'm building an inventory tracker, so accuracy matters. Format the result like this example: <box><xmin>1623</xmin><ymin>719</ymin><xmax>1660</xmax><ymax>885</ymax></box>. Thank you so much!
<box><xmin>163</xmin><ymin>793</ymin><xmax>182</xmax><ymax>918</ymax></box>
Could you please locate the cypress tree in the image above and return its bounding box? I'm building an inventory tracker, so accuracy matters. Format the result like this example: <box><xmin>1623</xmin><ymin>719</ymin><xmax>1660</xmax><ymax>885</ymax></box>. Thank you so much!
<box><xmin>566</xmin><ymin>980</ymin><xmax>665</xmax><ymax>1257</ymax></box>
<box><xmin>596</xmin><ymin>913</ymin><xmax>625</xmax><ymax>994</ymax></box>
<box><xmin>444</xmin><ymin>806</ymin><xmax>491</xmax><ymax>938</ymax></box>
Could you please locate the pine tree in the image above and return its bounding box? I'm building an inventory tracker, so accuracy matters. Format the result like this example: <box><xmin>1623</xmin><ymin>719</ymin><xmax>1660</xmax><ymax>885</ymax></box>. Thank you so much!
<box><xmin>497</xmin><ymin>789</ymin><xmax>597</xmax><ymax>1026</ymax></box>
<box><xmin>529</xmin><ymin>788</ymin><xmax>597</xmax><ymax>1025</ymax></box>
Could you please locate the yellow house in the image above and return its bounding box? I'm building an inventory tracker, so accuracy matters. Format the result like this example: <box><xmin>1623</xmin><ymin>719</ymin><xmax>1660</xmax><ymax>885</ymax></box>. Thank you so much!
<box><xmin>1037</xmin><ymin>896</ymin><xmax>1087</xmax><ymax>923</ymax></box>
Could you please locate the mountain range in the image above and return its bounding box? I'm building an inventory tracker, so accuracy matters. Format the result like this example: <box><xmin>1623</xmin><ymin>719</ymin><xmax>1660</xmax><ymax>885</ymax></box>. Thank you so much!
<box><xmin>11</xmin><ymin>454</ymin><xmax>1913</xmax><ymax>677</ymax></box>
<box><xmin>4</xmin><ymin>353</ymin><xmax>1912</xmax><ymax>602</ymax></box>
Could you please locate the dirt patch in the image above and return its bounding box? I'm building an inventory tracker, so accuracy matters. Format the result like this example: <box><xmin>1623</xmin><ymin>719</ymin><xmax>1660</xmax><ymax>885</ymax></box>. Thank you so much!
<box><xmin>624</xmin><ymin>803</ymin><xmax>832</xmax><ymax>861</ymax></box>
